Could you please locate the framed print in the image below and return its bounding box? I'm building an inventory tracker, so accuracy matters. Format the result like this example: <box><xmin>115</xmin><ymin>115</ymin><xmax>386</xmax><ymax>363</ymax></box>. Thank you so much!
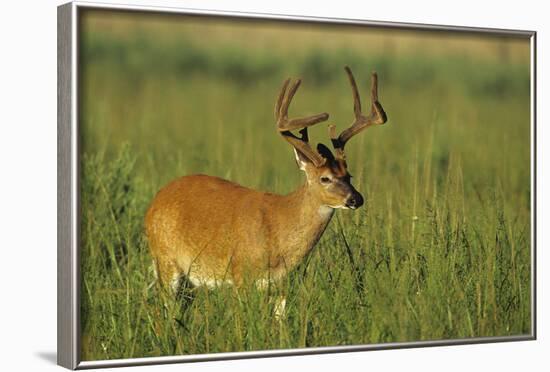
<box><xmin>57</xmin><ymin>1</ymin><xmax>536</xmax><ymax>369</ymax></box>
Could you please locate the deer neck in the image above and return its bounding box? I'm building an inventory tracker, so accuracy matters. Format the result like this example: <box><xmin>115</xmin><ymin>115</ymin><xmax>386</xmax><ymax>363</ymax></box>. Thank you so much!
<box><xmin>287</xmin><ymin>183</ymin><xmax>335</xmax><ymax>224</ymax></box>
<box><xmin>271</xmin><ymin>183</ymin><xmax>335</xmax><ymax>273</ymax></box>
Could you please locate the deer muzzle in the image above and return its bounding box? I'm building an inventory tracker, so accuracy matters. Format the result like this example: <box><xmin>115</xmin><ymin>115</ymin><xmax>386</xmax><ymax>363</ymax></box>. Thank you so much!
<box><xmin>345</xmin><ymin>191</ymin><xmax>364</xmax><ymax>210</ymax></box>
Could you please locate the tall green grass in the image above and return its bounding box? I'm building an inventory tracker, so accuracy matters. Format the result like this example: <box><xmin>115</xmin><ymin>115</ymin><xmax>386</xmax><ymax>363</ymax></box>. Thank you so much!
<box><xmin>79</xmin><ymin>16</ymin><xmax>531</xmax><ymax>361</ymax></box>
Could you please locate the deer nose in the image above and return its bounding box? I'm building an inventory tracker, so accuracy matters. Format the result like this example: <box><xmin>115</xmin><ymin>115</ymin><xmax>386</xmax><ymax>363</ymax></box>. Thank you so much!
<box><xmin>346</xmin><ymin>193</ymin><xmax>364</xmax><ymax>209</ymax></box>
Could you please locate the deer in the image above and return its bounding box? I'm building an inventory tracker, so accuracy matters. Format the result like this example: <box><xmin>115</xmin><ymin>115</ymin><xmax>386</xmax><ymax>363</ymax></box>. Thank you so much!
<box><xmin>145</xmin><ymin>66</ymin><xmax>387</xmax><ymax>317</ymax></box>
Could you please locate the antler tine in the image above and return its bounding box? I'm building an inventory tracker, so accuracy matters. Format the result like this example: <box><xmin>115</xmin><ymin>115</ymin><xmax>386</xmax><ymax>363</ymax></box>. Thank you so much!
<box><xmin>275</xmin><ymin>78</ymin><xmax>290</xmax><ymax>120</ymax></box>
<box><xmin>276</xmin><ymin>79</ymin><xmax>329</xmax><ymax>132</ymax></box>
<box><xmin>280</xmin><ymin>79</ymin><xmax>302</xmax><ymax>120</ymax></box>
<box><xmin>334</xmin><ymin>67</ymin><xmax>387</xmax><ymax>152</ymax></box>
<box><xmin>275</xmin><ymin>77</ymin><xmax>329</xmax><ymax>167</ymax></box>
<box><xmin>345</xmin><ymin>66</ymin><xmax>362</xmax><ymax>120</ymax></box>
<box><xmin>371</xmin><ymin>71</ymin><xmax>379</xmax><ymax>102</ymax></box>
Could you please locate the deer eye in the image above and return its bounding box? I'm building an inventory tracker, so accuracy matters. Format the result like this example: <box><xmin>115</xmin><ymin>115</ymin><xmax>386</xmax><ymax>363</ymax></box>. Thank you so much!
<box><xmin>320</xmin><ymin>176</ymin><xmax>332</xmax><ymax>184</ymax></box>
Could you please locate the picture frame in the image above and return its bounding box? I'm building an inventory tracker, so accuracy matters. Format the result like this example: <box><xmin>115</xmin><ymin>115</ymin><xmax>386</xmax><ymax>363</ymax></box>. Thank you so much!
<box><xmin>58</xmin><ymin>1</ymin><xmax>537</xmax><ymax>369</ymax></box>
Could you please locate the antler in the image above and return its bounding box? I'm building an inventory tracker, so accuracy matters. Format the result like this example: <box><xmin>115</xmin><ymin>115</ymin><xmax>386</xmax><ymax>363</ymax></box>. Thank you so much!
<box><xmin>275</xmin><ymin>78</ymin><xmax>329</xmax><ymax>167</ymax></box>
<box><xmin>329</xmin><ymin>66</ymin><xmax>387</xmax><ymax>159</ymax></box>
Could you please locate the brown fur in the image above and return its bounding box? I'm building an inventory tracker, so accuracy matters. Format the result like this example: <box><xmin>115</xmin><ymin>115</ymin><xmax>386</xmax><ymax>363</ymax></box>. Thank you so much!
<box><xmin>145</xmin><ymin>158</ymin><xmax>356</xmax><ymax>290</ymax></box>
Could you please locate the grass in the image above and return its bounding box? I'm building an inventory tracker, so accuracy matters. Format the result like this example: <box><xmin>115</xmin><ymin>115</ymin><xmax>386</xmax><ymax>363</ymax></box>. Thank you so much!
<box><xmin>78</xmin><ymin>10</ymin><xmax>532</xmax><ymax>361</ymax></box>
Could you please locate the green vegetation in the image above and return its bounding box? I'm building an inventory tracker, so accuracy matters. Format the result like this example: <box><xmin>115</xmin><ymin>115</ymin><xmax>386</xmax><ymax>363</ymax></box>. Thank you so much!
<box><xmin>79</xmin><ymin>11</ymin><xmax>531</xmax><ymax>361</ymax></box>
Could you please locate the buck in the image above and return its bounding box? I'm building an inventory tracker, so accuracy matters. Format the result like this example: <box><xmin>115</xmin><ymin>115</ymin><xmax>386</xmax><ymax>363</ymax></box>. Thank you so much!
<box><xmin>145</xmin><ymin>66</ymin><xmax>387</xmax><ymax>313</ymax></box>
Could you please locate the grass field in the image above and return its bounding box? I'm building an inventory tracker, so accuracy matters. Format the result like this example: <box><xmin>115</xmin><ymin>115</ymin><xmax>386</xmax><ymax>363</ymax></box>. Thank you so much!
<box><xmin>78</xmin><ymin>10</ymin><xmax>532</xmax><ymax>361</ymax></box>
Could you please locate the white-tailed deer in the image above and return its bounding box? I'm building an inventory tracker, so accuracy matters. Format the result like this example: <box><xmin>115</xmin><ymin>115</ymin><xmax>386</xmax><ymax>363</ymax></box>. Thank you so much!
<box><xmin>145</xmin><ymin>67</ymin><xmax>387</xmax><ymax>310</ymax></box>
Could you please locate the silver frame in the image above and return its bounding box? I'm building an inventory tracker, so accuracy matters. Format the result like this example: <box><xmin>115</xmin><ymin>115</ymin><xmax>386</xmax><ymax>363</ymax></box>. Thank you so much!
<box><xmin>57</xmin><ymin>1</ymin><xmax>537</xmax><ymax>369</ymax></box>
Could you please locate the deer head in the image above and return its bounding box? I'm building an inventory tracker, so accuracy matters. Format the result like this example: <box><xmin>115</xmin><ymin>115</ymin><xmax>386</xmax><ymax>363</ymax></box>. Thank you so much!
<box><xmin>275</xmin><ymin>66</ymin><xmax>387</xmax><ymax>210</ymax></box>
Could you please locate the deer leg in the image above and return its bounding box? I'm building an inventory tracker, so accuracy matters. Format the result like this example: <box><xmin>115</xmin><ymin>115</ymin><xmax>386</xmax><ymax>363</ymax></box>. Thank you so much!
<box><xmin>155</xmin><ymin>257</ymin><xmax>182</xmax><ymax>296</ymax></box>
<box><xmin>273</xmin><ymin>295</ymin><xmax>287</xmax><ymax>321</ymax></box>
<box><xmin>255</xmin><ymin>279</ymin><xmax>287</xmax><ymax>321</ymax></box>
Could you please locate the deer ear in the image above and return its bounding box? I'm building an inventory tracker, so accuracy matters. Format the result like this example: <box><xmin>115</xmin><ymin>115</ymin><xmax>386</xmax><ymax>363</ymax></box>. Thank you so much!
<box><xmin>293</xmin><ymin>148</ymin><xmax>312</xmax><ymax>171</ymax></box>
<box><xmin>316</xmin><ymin>143</ymin><xmax>335</xmax><ymax>162</ymax></box>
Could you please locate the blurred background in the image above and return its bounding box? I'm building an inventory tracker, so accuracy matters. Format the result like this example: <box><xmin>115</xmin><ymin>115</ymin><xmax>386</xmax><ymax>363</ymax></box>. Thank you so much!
<box><xmin>79</xmin><ymin>10</ymin><xmax>530</xmax><ymax>194</ymax></box>
<box><xmin>78</xmin><ymin>9</ymin><xmax>531</xmax><ymax>360</ymax></box>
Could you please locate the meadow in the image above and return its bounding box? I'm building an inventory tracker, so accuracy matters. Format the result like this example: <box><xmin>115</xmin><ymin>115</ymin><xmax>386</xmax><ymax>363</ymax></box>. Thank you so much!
<box><xmin>78</xmin><ymin>10</ymin><xmax>532</xmax><ymax>360</ymax></box>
